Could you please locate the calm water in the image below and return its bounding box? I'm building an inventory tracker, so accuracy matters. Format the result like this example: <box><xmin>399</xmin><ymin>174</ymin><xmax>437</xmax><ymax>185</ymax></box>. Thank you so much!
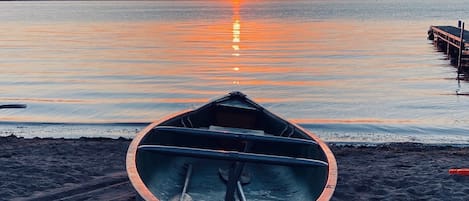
<box><xmin>2</xmin><ymin>0</ymin><xmax>469</xmax><ymax>144</ymax></box>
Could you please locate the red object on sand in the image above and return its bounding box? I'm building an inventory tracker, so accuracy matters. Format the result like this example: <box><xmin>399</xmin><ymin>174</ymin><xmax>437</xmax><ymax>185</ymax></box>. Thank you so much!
<box><xmin>449</xmin><ymin>168</ymin><xmax>469</xmax><ymax>176</ymax></box>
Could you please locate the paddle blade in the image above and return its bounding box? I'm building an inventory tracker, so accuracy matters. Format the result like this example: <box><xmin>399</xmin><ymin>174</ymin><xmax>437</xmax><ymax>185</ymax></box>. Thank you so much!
<box><xmin>169</xmin><ymin>193</ymin><xmax>193</xmax><ymax>201</ymax></box>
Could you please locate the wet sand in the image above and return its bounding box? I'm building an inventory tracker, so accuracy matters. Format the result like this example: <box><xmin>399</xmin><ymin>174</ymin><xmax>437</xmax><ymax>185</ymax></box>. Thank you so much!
<box><xmin>2</xmin><ymin>135</ymin><xmax>469</xmax><ymax>201</ymax></box>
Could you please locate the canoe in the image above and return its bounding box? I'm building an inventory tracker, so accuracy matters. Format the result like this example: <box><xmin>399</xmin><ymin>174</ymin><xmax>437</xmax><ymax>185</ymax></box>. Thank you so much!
<box><xmin>126</xmin><ymin>91</ymin><xmax>337</xmax><ymax>201</ymax></box>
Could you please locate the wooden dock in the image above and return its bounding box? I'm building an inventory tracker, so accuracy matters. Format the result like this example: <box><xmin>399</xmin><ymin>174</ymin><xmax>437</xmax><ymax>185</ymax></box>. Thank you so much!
<box><xmin>428</xmin><ymin>24</ymin><xmax>469</xmax><ymax>71</ymax></box>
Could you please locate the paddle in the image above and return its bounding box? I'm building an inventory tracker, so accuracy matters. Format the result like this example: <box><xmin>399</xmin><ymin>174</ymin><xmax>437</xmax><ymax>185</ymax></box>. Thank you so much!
<box><xmin>0</xmin><ymin>104</ymin><xmax>27</xmax><ymax>109</ymax></box>
<box><xmin>170</xmin><ymin>193</ymin><xmax>192</xmax><ymax>201</ymax></box>
<box><xmin>219</xmin><ymin>167</ymin><xmax>249</xmax><ymax>201</ymax></box>
<box><xmin>236</xmin><ymin>181</ymin><xmax>247</xmax><ymax>201</ymax></box>
<box><xmin>170</xmin><ymin>164</ymin><xmax>193</xmax><ymax>201</ymax></box>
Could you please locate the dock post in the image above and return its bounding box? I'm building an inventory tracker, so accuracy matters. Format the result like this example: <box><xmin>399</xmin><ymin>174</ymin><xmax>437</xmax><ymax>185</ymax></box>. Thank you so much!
<box><xmin>447</xmin><ymin>42</ymin><xmax>451</xmax><ymax>57</ymax></box>
<box><xmin>458</xmin><ymin>20</ymin><xmax>462</xmax><ymax>28</ymax></box>
<box><xmin>458</xmin><ymin>22</ymin><xmax>465</xmax><ymax>74</ymax></box>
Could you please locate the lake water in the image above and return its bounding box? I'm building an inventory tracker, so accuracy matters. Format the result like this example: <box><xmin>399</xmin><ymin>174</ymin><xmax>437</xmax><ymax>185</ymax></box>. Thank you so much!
<box><xmin>2</xmin><ymin>0</ymin><xmax>469</xmax><ymax>144</ymax></box>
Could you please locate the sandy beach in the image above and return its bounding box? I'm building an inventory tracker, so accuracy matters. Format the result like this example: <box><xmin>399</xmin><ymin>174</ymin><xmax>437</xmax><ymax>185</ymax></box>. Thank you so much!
<box><xmin>330</xmin><ymin>143</ymin><xmax>469</xmax><ymax>201</ymax></box>
<box><xmin>1</xmin><ymin>135</ymin><xmax>135</xmax><ymax>201</ymax></box>
<box><xmin>2</xmin><ymin>135</ymin><xmax>469</xmax><ymax>201</ymax></box>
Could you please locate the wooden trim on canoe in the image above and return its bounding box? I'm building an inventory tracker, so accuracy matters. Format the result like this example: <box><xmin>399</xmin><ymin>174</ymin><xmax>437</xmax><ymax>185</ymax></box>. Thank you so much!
<box><xmin>255</xmin><ymin>97</ymin><xmax>337</xmax><ymax>201</ymax></box>
<box><xmin>294</xmin><ymin>122</ymin><xmax>338</xmax><ymax>201</ymax></box>
<box><xmin>126</xmin><ymin>109</ymin><xmax>192</xmax><ymax>201</ymax></box>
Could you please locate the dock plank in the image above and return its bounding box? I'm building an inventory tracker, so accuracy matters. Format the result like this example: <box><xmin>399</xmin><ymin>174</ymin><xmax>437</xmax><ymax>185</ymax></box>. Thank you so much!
<box><xmin>433</xmin><ymin>26</ymin><xmax>469</xmax><ymax>41</ymax></box>
<box><xmin>429</xmin><ymin>24</ymin><xmax>469</xmax><ymax>69</ymax></box>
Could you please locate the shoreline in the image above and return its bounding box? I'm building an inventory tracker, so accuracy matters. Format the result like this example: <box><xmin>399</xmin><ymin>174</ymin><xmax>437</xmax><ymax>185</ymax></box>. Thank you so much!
<box><xmin>3</xmin><ymin>121</ymin><xmax>469</xmax><ymax>145</ymax></box>
<box><xmin>2</xmin><ymin>135</ymin><xmax>469</xmax><ymax>200</ymax></box>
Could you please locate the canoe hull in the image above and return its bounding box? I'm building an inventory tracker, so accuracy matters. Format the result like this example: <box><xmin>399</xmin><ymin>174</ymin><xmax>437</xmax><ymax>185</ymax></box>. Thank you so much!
<box><xmin>127</xmin><ymin>92</ymin><xmax>337</xmax><ymax>201</ymax></box>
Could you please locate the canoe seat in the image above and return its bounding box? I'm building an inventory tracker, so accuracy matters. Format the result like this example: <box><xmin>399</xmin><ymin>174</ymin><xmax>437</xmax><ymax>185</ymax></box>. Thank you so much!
<box><xmin>138</xmin><ymin>145</ymin><xmax>328</xmax><ymax>167</ymax></box>
<box><xmin>153</xmin><ymin>126</ymin><xmax>318</xmax><ymax>147</ymax></box>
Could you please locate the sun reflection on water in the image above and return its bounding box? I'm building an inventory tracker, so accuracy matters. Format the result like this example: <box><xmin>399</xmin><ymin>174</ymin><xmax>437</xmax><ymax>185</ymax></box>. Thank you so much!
<box><xmin>231</xmin><ymin>0</ymin><xmax>241</xmax><ymax>85</ymax></box>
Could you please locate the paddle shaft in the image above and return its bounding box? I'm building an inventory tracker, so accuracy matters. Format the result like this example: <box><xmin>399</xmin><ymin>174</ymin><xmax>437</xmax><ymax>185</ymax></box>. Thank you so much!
<box><xmin>225</xmin><ymin>162</ymin><xmax>245</xmax><ymax>201</ymax></box>
<box><xmin>180</xmin><ymin>164</ymin><xmax>193</xmax><ymax>201</ymax></box>
<box><xmin>236</xmin><ymin>181</ymin><xmax>247</xmax><ymax>201</ymax></box>
<box><xmin>225</xmin><ymin>142</ymin><xmax>251</xmax><ymax>201</ymax></box>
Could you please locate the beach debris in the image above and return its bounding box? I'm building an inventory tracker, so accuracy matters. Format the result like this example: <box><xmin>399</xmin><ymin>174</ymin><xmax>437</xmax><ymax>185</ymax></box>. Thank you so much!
<box><xmin>449</xmin><ymin>168</ymin><xmax>469</xmax><ymax>176</ymax></box>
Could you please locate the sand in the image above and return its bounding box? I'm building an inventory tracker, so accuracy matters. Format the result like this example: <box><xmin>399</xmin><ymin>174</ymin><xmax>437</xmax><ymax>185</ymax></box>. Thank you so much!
<box><xmin>0</xmin><ymin>135</ymin><xmax>135</xmax><ymax>201</ymax></box>
<box><xmin>2</xmin><ymin>135</ymin><xmax>469</xmax><ymax>201</ymax></box>
<box><xmin>330</xmin><ymin>143</ymin><xmax>469</xmax><ymax>201</ymax></box>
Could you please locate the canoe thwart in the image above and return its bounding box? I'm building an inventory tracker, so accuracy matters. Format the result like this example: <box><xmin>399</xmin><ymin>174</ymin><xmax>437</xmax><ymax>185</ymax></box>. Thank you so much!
<box><xmin>153</xmin><ymin>126</ymin><xmax>318</xmax><ymax>146</ymax></box>
<box><xmin>138</xmin><ymin>145</ymin><xmax>328</xmax><ymax>167</ymax></box>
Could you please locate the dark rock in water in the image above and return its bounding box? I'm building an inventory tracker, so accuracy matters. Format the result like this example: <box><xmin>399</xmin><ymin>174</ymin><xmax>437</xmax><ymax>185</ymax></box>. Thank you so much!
<box><xmin>117</xmin><ymin>137</ymin><xmax>132</xmax><ymax>141</ymax></box>
<box><xmin>79</xmin><ymin>136</ymin><xmax>113</xmax><ymax>141</ymax></box>
<box><xmin>3</xmin><ymin>134</ymin><xmax>19</xmax><ymax>140</ymax></box>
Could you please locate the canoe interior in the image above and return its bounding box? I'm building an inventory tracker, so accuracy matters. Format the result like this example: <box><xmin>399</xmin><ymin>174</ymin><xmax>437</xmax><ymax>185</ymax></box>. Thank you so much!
<box><xmin>135</xmin><ymin>94</ymin><xmax>330</xmax><ymax>200</ymax></box>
